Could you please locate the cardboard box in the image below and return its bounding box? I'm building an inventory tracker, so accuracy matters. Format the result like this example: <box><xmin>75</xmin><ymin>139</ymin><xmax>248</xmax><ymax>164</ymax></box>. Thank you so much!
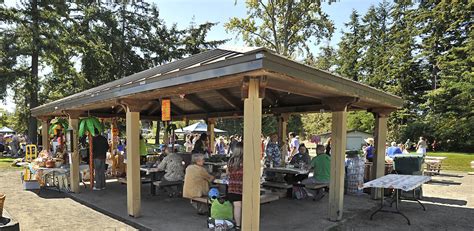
<box><xmin>22</xmin><ymin>180</ymin><xmax>40</xmax><ymax>190</ymax></box>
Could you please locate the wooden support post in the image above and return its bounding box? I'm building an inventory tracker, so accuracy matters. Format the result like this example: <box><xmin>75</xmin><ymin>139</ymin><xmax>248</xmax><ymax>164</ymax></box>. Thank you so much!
<box><xmin>67</xmin><ymin>112</ymin><xmax>81</xmax><ymax>193</ymax></box>
<box><xmin>126</xmin><ymin>108</ymin><xmax>141</xmax><ymax>217</ymax></box>
<box><xmin>324</xmin><ymin>97</ymin><xmax>356</xmax><ymax>222</ymax></box>
<box><xmin>154</xmin><ymin>121</ymin><xmax>161</xmax><ymax>145</ymax></box>
<box><xmin>163</xmin><ymin>121</ymin><xmax>169</xmax><ymax>145</ymax></box>
<box><xmin>208</xmin><ymin>118</ymin><xmax>216</xmax><ymax>154</ymax></box>
<box><xmin>39</xmin><ymin>118</ymin><xmax>50</xmax><ymax>152</ymax></box>
<box><xmin>242</xmin><ymin>77</ymin><xmax>262</xmax><ymax>231</ymax></box>
<box><xmin>277</xmin><ymin>113</ymin><xmax>289</xmax><ymax>165</ymax></box>
<box><xmin>371</xmin><ymin>109</ymin><xmax>392</xmax><ymax>199</ymax></box>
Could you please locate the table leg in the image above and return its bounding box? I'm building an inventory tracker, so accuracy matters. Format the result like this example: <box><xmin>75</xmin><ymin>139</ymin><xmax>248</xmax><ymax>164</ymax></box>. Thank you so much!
<box><xmin>395</xmin><ymin>189</ymin><xmax>411</xmax><ymax>225</ymax></box>
<box><xmin>370</xmin><ymin>188</ymin><xmax>385</xmax><ymax>220</ymax></box>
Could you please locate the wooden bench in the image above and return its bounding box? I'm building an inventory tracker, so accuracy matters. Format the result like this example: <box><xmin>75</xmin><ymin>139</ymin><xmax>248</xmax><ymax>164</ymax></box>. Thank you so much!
<box><xmin>152</xmin><ymin>180</ymin><xmax>183</xmax><ymax>187</ymax></box>
<box><xmin>191</xmin><ymin>193</ymin><xmax>279</xmax><ymax>205</ymax></box>
<box><xmin>117</xmin><ymin>177</ymin><xmax>153</xmax><ymax>184</ymax></box>
<box><xmin>261</xmin><ymin>181</ymin><xmax>292</xmax><ymax>189</ymax></box>
<box><xmin>425</xmin><ymin>159</ymin><xmax>442</xmax><ymax>174</ymax></box>
<box><xmin>304</xmin><ymin>184</ymin><xmax>328</xmax><ymax>201</ymax></box>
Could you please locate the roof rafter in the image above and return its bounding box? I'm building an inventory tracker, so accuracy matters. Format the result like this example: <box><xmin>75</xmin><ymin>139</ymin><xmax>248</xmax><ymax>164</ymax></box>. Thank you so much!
<box><xmin>215</xmin><ymin>89</ymin><xmax>243</xmax><ymax>110</ymax></box>
<box><xmin>185</xmin><ymin>94</ymin><xmax>214</xmax><ymax>113</ymax></box>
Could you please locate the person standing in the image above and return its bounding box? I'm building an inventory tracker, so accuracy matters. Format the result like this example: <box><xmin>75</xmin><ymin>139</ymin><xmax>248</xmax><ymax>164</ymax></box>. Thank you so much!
<box><xmin>288</xmin><ymin>132</ymin><xmax>299</xmax><ymax>159</ymax></box>
<box><xmin>265</xmin><ymin>134</ymin><xmax>281</xmax><ymax>167</ymax></box>
<box><xmin>416</xmin><ymin>137</ymin><xmax>428</xmax><ymax>156</ymax></box>
<box><xmin>324</xmin><ymin>137</ymin><xmax>332</xmax><ymax>156</ymax></box>
<box><xmin>184</xmin><ymin>134</ymin><xmax>194</xmax><ymax>153</ymax></box>
<box><xmin>214</xmin><ymin>137</ymin><xmax>226</xmax><ymax>155</ymax></box>
<box><xmin>139</xmin><ymin>135</ymin><xmax>147</xmax><ymax>164</ymax></box>
<box><xmin>364</xmin><ymin>138</ymin><xmax>375</xmax><ymax>162</ymax></box>
<box><xmin>227</xmin><ymin>142</ymin><xmax>244</xmax><ymax>229</ymax></box>
<box><xmin>192</xmin><ymin>133</ymin><xmax>209</xmax><ymax>156</ymax></box>
<box><xmin>10</xmin><ymin>134</ymin><xmax>19</xmax><ymax>157</ymax></box>
<box><xmin>227</xmin><ymin>135</ymin><xmax>238</xmax><ymax>155</ymax></box>
<box><xmin>93</xmin><ymin>129</ymin><xmax>109</xmax><ymax>190</ymax></box>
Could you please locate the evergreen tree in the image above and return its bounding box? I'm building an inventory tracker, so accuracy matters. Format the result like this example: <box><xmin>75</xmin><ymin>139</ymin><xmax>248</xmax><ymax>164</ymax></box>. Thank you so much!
<box><xmin>336</xmin><ymin>10</ymin><xmax>364</xmax><ymax>81</ymax></box>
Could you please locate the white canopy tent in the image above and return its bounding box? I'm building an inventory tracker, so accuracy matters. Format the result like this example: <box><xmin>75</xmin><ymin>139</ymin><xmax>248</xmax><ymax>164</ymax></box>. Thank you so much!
<box><xmin>174</xmin><ymin>121</ymin><xmax>226</xmax><ymax>134</ymax></box>
<box><xmin>0</xmin><ymin>127</ymin><xmax>15</xmax><ymax>134</ymax></box>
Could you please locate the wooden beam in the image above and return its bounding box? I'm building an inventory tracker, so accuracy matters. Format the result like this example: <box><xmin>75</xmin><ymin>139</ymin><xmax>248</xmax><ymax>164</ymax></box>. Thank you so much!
<box><xmin>38</xmin><ymin>117</ymin><xmax>50</xmax><ymax>152</ymax></box>
<box><xmin>147</xmin><ymin>100</ymin><xmax>161</xmax><ymax>116</ymax></box>
<box><xmin>215</xmin><ymin>89</ymin><xmax>242</xmax><ymax>110</ymax></box>
<box><xmin>264</xmin><ymin>88</ymin><xmax>280</xmax><ymax>106</ymax></box>
<box><xmin>328</xmin><ymin>108</ymin><xmax>348</xmax><ymax>221</ymax></box>
<box><xmin>208</xmin><ymin>118</ymin><xmax>216</xmax><ymax>153</ymax></box>
<box><xmin>170</xmin><ymin>101</ymin><xmax>185</xmax><ymax>115</ymax></box>
<box><xmin>242</xmin><ymin>77</ymin><xmax>262</xmax><ymax>231</ymax></box>
<box><xmin>278</xmin><ymin>113</ymin><xmax>289</xmax><ymax>165</ymax></box>
<box><xmin>185</xmin><ymin>94</ymin><xmax>214</xmax><ymax>113</ymax></box>
<box><xmin>126</xmin><ymin>109</ymin><xmax>141</xmax><ymax>217</ymax></box>
<box><xmin>371</xmin><ymin>110</ymin><xmax>390</xmax><ymax>199</ymax></box>
<box><xmin>68</xmin><ymin>117</ymin><xmax>80</xmax><ymax>193</ymax></box>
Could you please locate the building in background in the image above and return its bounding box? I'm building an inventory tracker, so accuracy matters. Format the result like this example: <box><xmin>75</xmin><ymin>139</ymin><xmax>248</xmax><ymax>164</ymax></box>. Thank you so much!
<box><xmin>317</xmin><ymin>130</ymin><xmax>372</xmax><ymax>151</ymax></box>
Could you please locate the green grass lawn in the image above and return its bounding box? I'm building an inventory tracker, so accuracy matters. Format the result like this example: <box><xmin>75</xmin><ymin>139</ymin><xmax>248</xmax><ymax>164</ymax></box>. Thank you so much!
<box><xmin>425</xmin><ymin>152</ymin><xmax>474</xmax><ymax>172</ymax></box>
<box><xmin>0</xmin><ymin>157</ymin><xmax>19</xmax><ymax>170</ymax></box>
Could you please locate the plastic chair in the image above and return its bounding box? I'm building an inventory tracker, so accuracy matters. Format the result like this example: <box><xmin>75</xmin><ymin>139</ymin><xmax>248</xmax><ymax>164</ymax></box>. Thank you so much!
<box><xmin>25</xmin><ymin>144</ymin><xmax>38</xmax><ymax>162</ymax></box>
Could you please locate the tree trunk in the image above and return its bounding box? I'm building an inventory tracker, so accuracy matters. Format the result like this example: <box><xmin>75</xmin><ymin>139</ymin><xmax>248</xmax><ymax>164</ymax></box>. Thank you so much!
<box><xmin>28</xmin><ymin>0</ymin><xmax>39</xmax><ymax>145</ymax></box>
<box><xmin>88</xmin><ymin>133</ymin><xmax>94</xmax><ymax>189</ymax></box>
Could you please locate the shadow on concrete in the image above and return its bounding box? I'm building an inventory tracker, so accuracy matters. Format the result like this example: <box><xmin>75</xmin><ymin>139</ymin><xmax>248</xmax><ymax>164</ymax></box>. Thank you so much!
<box><xmin>331</xmin><ymin>199</ymin><xmax>474</xmax><ymax>231</ymax></box>
<box><xmin>65</xmin><ymin>181</ymin><xmax>380</xmax><ymax>231</ymax></box>
<box><xmin>422</xmin><ymin>196</ymin><xmax>467</xmax><ymax>206</ymax></box>
<box><xmin>59</xmin><ymin>179</ymin><xmax>474</xmax><ymax>231</ymax></box>
<box><xmin>427</xmin><ymin>179</ymin><xmax>462</xmax><ymax>186</ymax></box>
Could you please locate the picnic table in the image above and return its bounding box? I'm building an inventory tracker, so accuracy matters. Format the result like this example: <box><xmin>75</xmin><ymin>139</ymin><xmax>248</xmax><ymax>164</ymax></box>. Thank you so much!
<box><xmin>140</xmin><ymin>166</ymin><xmax>163</xmax><ymax>195</ymax></box>
<box><xmin>424</xmin><ymin>156</ymin><xmax>447</xmax><ymax>175</ymax></box>
<box><xmin>363</xmin><ymin>174</ymin><xmax>431</xmax><ymax>225</ymax></box>
<box><xmin>264</xmin><ymin>167</ymin><xmax>309</xmax><ymax>175</ymax></box>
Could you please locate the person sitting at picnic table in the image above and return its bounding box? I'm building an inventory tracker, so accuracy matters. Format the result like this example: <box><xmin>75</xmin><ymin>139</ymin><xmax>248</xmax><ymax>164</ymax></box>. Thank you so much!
<box><xmin>183</xmin><ymin>153</ymin><xmax>215</xmax><ymax>214</ymax></box>
<box><xmin>157</xmin><ymin>149</ymin><xmax>185</xmax><ymax>197</ymax></box>
<box><xmin>386</xmin><ymin>141</ymin><xmax>403</xmax><ymax>159</ymax></box>
<box><xmin>303</xmin><ymin>144</ymin><xmax>330</xmax><ymax>186</ymax></box>
<box><xmin>285</xmin><ymin>143</ymin><xmax>311</xmax><ymax>185</ymax></box>
<box><xmin>227</xmin><ymin>142</ymin><xmax>244</xmax><ymax>229</ymax></box>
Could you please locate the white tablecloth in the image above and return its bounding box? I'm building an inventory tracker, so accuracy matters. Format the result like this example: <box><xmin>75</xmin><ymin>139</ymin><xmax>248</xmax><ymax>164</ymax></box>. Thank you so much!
<box><xmin>140</xmin><ymin>167</ymin><xmax>161</xmax><ymax>175</ymax></box>
<box><xmin>363</xmin><ymin>174</ymin><xmax>431</xmax><ymax>191</ymax></box>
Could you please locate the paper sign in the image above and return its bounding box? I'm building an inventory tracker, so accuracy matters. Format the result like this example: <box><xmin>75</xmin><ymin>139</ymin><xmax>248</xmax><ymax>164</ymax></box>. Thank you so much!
<box><xmin>162</xmin><ymin>99</ymin><xmax>171</xmax><ymax>121</ymax></box>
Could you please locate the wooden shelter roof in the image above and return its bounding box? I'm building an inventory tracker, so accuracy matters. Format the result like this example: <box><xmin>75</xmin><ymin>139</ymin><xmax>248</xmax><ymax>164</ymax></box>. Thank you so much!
<box><xmin>31</xmin><ymin>47</ymin><xmax>403</xmax><ymax>119</ymax></box>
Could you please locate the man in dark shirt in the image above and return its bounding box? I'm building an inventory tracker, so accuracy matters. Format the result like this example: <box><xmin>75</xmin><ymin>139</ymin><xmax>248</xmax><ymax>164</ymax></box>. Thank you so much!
<box><xmin>93</xmin><ymin>129</ymin><xmax>109</xmax><ymax>190</ymax></box>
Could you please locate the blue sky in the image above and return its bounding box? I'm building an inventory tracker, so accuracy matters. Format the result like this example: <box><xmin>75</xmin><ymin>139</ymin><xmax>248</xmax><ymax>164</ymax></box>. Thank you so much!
<box><xmin>153</xmin><ymin>0</ymin><xmax>380</xmax><ymax>49</ymax></box>
<box><xmin>1</xmin><ymin>0</ymin><xmax>381</xmax><ymax>111</ymax></box>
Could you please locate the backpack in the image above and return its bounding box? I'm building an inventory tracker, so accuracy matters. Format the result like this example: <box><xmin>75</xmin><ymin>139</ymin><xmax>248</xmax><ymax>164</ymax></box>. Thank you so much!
<box><xmin>207</xmin><ymin>199</ymin><xmax>234</xmax><ymax>230</ymax></box>
<box><xmin>292</xmin><ymin>186</ymin><xmax>308</xmax><ymax>200</ymax></box>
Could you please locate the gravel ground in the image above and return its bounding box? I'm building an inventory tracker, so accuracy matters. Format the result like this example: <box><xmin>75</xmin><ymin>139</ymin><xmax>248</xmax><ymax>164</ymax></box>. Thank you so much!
<box><xmin>0</xmin><ymin>170</ymin><xmax>135</xmax><ymax>231</ymax></box>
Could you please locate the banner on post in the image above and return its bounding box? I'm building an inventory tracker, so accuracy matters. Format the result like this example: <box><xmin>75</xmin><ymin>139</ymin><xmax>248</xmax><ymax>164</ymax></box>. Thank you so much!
<box><xmin>162</xmin><ymin>99</ymin><xmax>171</xmax><ymax>121</ymax></box>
